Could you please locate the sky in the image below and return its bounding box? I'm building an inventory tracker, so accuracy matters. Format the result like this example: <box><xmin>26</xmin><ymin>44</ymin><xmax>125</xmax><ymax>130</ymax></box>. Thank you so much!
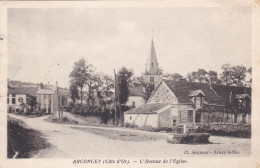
<box><xmin>8</xmin><ymin>8</ymin><xmax>251</xmax><ymax>88</ymax></box>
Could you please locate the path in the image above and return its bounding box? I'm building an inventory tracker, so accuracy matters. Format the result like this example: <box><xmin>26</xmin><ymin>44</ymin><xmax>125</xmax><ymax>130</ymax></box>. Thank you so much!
<box><xmin>8</xmin><ymin>114</ymin><xmax>251</xmax><ymax>158</ymax></box>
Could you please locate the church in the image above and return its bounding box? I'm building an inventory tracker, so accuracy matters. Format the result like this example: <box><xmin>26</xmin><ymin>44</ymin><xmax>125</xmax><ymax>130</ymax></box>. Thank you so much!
<box><xmin>124</xmin><ymin>38</ymin><xmax>251</xmax><ymax>130</ymax></box>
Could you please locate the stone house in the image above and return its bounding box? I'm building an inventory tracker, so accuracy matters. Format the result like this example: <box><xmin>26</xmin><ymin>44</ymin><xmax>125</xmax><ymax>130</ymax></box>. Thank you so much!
<box><xmin>36</xmin><ymin>85</ymin><xmax>62</xmax><ymax>114</ymax></box>
<box><xmin>7</xmin><ymin>85</ymin><xmax>38</xmax><ymax>112</ymax></box>
<box><xmin>124</xmin><ymin>79</ymin><xmax>251</xmax><ymax>129</ymax></box>
<box><xmin>126</xmin><ymin>87</ymin><xmax>146</xmax><ymax>108</ymax></box>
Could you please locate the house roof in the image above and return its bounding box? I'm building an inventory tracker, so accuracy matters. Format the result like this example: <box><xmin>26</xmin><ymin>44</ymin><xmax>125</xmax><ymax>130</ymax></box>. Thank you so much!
<box><xmin>211</xmin><ymin>84</ymin><xmax>251</xmax><ymax>103</ymax></box>
<box><xmin>124</xmin><ymin>102</ymin><xmax>169</xmax><ymax>114</ymax></box>
<box><xmin>163</xmin><ymin>79</ymin><xmax>224</xmax><ymax>105</ymax></box>
<box><xmin>129</xmin><ymin>87</ymin><xmax>145</xmax><ymax>97</ymax></box>
<box><xmin>36</xmin><ymin>85</ymin><xmax>57</xmax><ymax>95</ymax></box>
<box><xmin>8</xmin><ymin>85</ymin><xmax>38</xmax><ymax>96</ymax></box>
<box><xmin>188</xmin><ymin>89</ymin><xmax>205</xmax><ymax>97</ymax></box>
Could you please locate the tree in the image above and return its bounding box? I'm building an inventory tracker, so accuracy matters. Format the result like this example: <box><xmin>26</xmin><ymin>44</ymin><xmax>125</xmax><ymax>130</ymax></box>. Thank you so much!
<box><xmin>142</xmin><ymin>83</ymin><xmax>154</xmax><ymax>101</ymax></box>
<box><xmin>27</xmin><ymin>95</ymin><xmax>37</xmax><ymax>112</ymax></box>
<box><xmin>117</xmin><ymin>67</ymin><xmax>133</xmax><ymax>104</ymax></box>
<box><xmin>230</xmin><ymin>65</ymin><xmax>247</xmax><ymax>87</ymax></box>
<box><xmin>69</xmin><ymin>59</ymin><xmax>89</xmax><ymax>104</ymax></box>
<box><xmin>220</xmin><ymin>64</ymin><xmax>232</xmax><ymax>85</ymax></box>
<box><xmin>186</xmin><ymin>71</ymin><xmax>197</xmax><ymax>82</ymax></box>
<box><xmin>99</xmin><ymin>74</ymin><xmax>114</xmax><ymax>97</ymax></box>
<box><xmin>163</xmin><ymin>73</ymin><xmax>185</xmax><ymax>81</ymax></box>
<box><xmin>208</xmin><ymin>70</ymin><xmax>220</xmax><ymax>84</ymax></box>
<box><xmin>196</xmin><ymin>69</ymin><xmax>208</xmax><ymax>83</ymax></box>
<box><xmin>69</xmin><ymin>82</ymin><xmax>79</xmax><ymax>102</ymax></box>
<box><xmin>246</xmin><ymin>67</ymin><xmax>252</xmax><ymax>87</ymax></box>
<box><xmin>186</xmin><ymin>69</ymin><xmax>208</xmax><ymax>83</ymax></box>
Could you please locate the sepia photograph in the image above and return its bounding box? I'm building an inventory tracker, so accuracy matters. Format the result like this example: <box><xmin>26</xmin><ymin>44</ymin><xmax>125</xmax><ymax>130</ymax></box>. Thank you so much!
<box><xmin>0</xmin><ymin>1</ymin><xmax>260</xmax><ymax>167</ymax></box>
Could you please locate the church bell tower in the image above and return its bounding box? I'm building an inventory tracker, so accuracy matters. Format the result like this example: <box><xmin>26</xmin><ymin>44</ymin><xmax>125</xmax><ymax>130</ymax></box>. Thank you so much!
<box><xmin>144</xmin><ymin>37</ymin><xmax>162</xmax><ymax>88</ymax></box>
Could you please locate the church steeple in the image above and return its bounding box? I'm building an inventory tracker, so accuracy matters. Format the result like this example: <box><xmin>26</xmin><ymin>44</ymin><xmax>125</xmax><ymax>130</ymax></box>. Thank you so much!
<box><xmin>144</xmin><ymin>36</ymin><xmax>162</xmax><ymax>88</ymax></box>
<box><xmin>145</xmin><ymin>38</ymin><xmax>160</xmax><ymax>75</ymax></box>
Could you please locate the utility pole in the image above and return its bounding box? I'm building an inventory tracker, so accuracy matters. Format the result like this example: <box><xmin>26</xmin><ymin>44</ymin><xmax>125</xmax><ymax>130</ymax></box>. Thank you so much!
<box><xmin>56</xmin><ymin>81</ymin><xmax>61</xmax><ymax>119</ymax></box>
<box><xmin>114</xmin><ymin>69</ymin><xmax>117</xmax><ymax>126</ymax></box>
<box><xmin>116</xmin><ymin>81</ymin><xmax>122</xmax><ymax>126</ymax></box>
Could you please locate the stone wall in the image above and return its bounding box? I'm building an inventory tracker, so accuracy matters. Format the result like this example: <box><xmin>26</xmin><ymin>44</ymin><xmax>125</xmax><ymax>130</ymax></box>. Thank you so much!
<box><xmin>149</xmin><ymin>82</ymin><xmax>177</xmax><ymax>103</ymax></box>
<box><xmin>124</xmin><ymin>113</ymin><xmax>158</xmax><ymax>128</ymax></box>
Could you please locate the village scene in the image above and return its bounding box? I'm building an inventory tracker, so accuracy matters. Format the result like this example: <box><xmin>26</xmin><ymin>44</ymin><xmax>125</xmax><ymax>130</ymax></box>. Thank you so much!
<box><xmin>6</xmin><ymin>8</ymin><xmax>251</xmax><ymax>158</ymax></box>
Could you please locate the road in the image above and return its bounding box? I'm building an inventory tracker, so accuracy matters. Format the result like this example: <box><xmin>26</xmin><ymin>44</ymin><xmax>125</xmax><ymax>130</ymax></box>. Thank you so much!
<box><xmin>8</xmin><ymin>114</ymin><xmax>251</xmax><ymax>158</ymax></box>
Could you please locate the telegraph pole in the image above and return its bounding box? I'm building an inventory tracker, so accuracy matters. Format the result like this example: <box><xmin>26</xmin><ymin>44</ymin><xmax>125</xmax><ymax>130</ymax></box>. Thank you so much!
<box><xmin>56</xmin><ymin>81</ymin><xmax>60</xmax><ymax>119</ymax></box>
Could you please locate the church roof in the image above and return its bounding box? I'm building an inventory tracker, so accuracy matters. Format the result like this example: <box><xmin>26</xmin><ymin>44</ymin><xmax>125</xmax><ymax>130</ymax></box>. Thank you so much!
<box><xmin>129</xmin><ymin>87</ymin><xmax>145</xmax><ymax>97</ymax></box>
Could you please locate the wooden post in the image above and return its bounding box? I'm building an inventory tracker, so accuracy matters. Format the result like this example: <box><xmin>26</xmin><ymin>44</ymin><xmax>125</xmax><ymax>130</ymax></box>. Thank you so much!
<box><xmin>56</xmin><ymin>81</ymin><xmax>60</xmax><ymax>119</ymax></box>
<box><xmin>114</xmin><ymin>69</ymin><xmax>117</xmax><ymax>126</ymax></box>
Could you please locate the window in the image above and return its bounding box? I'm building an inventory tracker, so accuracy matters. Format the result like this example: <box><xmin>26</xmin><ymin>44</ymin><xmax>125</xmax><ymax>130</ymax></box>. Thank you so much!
<box><xmin>130</xmin><ymin>116</ymin><xmax>132</xmax><ymax>120</ymax></box>
<box><xmin>12</xmin><ymin>97</ymin><xmax>16</xmax><ymax>104</ymax></box>
<box><xmin>7</xmin><ymin>98</ymin><xmax>9</xmax><ymax>104</ymax></box>
<box><xmin>188</xmin><ymin>110</ymin><xmax>193</xmax><ymax>122</ymax></box>
<box><xmin>150</xmin><ymin>76</ymin><xmax>154</xmax><ymax>82</ymax></box>
<box><xmin>173</xmin><ymin>119</ymin><xmax>177</xmax><ymax>126</ymax></box>
<box><xmin>151</xmin><ymin>62</ymin><xmax>154</xmax><ymax>67</ymax></box>
<box><xmin>195</xmin><ymin>97</ymin><xmax>202</xmax><ymax>108</ymax></box>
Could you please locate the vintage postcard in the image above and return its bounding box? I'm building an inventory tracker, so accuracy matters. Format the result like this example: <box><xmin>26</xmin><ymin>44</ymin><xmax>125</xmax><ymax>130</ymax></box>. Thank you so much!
<box><xmin>0</xmin><ymin>0</ymin><xmax>260</xmax><ymax>168</ymax></box>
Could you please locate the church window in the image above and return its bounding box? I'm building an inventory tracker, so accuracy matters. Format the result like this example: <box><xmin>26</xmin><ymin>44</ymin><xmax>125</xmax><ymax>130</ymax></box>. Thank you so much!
<box><xmin>150</xmin><ymin>76</ymin><xmax>154</xmax><ymax>82</ymax></box>
<box><xmin>151</xmin><ymin>62</ymin><xmax>153</xmax><ymax>67</ymax></box>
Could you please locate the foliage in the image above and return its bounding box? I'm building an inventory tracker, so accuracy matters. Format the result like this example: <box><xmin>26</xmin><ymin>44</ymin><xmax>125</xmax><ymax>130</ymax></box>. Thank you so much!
<box><xmin>220</xmin><ymin>64</ymin><xmax>249</xmax><ymax>87</ymax></box>
<box><xmin>163</xmin><ymin>73</ymin><xmax>185</xmax><ymax>81</ymax></box>
<box><xmin>69</xmin><ymin>82</ymin><xmax>79</xmax><ymax>102</ymax></box>
<box><xmin>186</xmin><ymin>69</ymin><xmax>209</xmax><ymax>83</ymax></box>
<box><xmin>69</xmin><ymin>59</ymin><xmax>89</xmax><ymax>104</ymax></box>
<box><xmin>69</xmin><ymin>59</ymin><xmax>114</xmax><ymax>105</ymax></box>
<box><xmin>117</xmin><ymin>67</ymin><xmax>133</xmax><ymax>104</ymax></box>
<box><xmin>27</xmin><ymin>95</ymin><xmax>37</xmax><ymax>112</ymax></box>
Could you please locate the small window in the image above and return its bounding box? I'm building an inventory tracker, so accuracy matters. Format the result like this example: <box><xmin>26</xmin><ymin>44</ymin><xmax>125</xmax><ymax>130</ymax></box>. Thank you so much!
<box><xmin>7</xmin><ymin>98</ymin><xmax>9</xmax><ymax>104</ymax></box>
<box><xmin>12</xmin><ymin>98</ymin><xmax>16</xmax><ymax>104</ymax></box>
<box><xmin>151</xmin><ymin>62</ymin><xmax>154</xmax><ymax>67</ymax></box>
<box><xmin>130</xmin><ymin>116</ymin><xmax>132</xmax><ymax>120</ymax></box>
<box><xmin>188</xmin><ymin>110</ymin><xmax>193</xmax><ymax>122</ymax></box>
<box><xmin>150</xmin><ymin>76</ymin><xmax>154</xmax><ymax>82</ymax></box>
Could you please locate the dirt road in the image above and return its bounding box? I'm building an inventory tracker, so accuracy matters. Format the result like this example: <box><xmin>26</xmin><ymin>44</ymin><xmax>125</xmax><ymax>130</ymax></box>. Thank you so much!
<box><xmin>8</xmin><ymin>114</ymin><xmax>251</xmax><ymax>158</ymax></box>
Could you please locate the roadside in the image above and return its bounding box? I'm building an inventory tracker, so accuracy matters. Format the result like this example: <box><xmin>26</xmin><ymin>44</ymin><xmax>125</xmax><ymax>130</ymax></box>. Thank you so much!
<box><xmin>8</xmin><ymin>116</ymin><xmax>52</xmax><ymax>158</ymax></box>
<box><xmin>8</xmin><ymin>113</ymin><xmax>251</xmax><ymax>158</ymax></box>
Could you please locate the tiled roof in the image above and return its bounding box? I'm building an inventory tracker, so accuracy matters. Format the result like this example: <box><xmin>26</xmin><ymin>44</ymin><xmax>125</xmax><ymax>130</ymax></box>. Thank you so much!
<box><xmin>129</xmin><ymin>87</ymin><xmax>145</xmax><ymax>97</ymax></box>
<box><xmin>211</xmin><ymin>84</ymin><xmax>251</xmax><ymax>103</ymax></box>
<box><xmin>8</xmin><ymin>85</ymin><xmax>38</xmax><ymax>96</ymax></box>
<box><xmin>163</xmin><ymin>80</ymin><xmax>224</xmax><ymax>105</ymax></box>
<box><xmin>124</xmin><ymin>102</ymin><xmax>169</xmax><ymax>114</ymax></box>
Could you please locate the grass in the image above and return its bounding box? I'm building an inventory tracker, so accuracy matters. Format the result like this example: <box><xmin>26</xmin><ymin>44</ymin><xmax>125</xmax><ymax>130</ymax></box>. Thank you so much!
<box><xmin>8</xmin><ymin>117</ymin><xmax>52</xmax><ymax>158</ymax></box>
<box><xmin>72</xmin><ymin>127</ymin><xmax>165</xmax><ymax>142</ymax></box>
<box><xmin>44</xmin><ymin>115</ymin><xmax>79</xmax><ymax>125</ymax></box>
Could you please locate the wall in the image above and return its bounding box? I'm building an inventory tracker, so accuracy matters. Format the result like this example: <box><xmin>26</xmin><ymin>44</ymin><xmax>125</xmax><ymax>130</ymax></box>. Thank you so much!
<box><xmin>7</xmin><ymin>94</ymin><xmax>27</xmax><ymax>110</ymax></box>
<box><xmin>158</xmin><ymin>108</ymin><xmax>172</xmax><ymax>128</ymax></box>
<box><xmin>149</xmin><ymin>81</ymin><xmax>177</xmax><ymax>103</ymax></box>
<box><xmin>143</xmin><ymin>74</ymin><xmax>162</xmax><ymax>88</ymax></box>
<box><xmin>126</xmin><ymin>96</ymin><xmax>146</xmax><ymax>108</ymax></box>
<box><xmin>124</xmin><ymin>113</ymin><xmax>158</xmax><ymax>128</ymax></box>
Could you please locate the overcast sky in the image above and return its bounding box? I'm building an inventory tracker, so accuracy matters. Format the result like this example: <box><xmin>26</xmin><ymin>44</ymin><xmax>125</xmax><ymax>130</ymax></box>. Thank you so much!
<box><xmin>8</xmin><ymin>8</ymin><xmax>251</xmax><ymax>87</ymax></box>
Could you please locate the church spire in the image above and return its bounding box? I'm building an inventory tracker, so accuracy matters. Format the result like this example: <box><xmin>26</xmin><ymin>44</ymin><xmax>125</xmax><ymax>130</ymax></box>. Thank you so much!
<box><xmin>145</xmin><ymin>37</ymin><xmax>160</xmax><ymax>75</ymax></box>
